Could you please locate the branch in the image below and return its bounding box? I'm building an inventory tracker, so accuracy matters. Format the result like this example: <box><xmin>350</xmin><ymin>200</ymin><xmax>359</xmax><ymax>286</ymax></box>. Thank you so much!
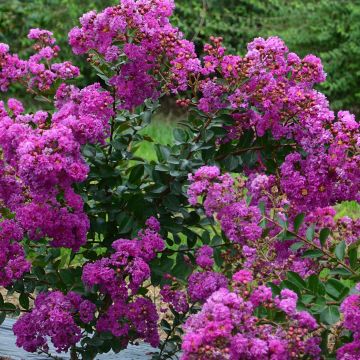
<box><xmin>215</xmin><ymin>143</ymin><xmax>297</xmax><ymax>161</ymax></box>
<box><xmin>264</xmin><ymin>216</ymin><xmax>356</xmax><ymax>275</ymax></box>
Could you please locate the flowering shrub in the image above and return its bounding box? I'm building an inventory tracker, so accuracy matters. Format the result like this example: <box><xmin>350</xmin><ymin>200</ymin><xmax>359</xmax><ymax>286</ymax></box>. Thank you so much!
<box><xmin>0</xmin><ymin>1</ymin><xmax>359</xmax><ymax>359</ymax></box>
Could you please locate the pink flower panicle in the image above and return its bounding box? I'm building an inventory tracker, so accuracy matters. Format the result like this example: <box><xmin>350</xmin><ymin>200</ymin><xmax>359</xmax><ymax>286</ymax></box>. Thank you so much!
<box><xmin>81</xmin><ymin>217</ymin><xmax>164</xmax><ymax>348</ymax></box>
<box><xmin>0</xmin><ymin>219</ymin><xmax>30</xmax><ymax>287</ymax></box>
<box><xmin>0</xmin><ymin>83</ymin><xmax>113</xmax><ymax>253</ymax></box>
<box><xmin>337</xmin><ymin>292</ymin><xmax>360</xmax><ymax>359</ymax></box>
<box><xmin>1</xmin><ymin>29</ymin><xmax>79</xmax><ymax>92</ymax></box>
<box><xmin>182</xmin><ymin>285</ymin><xmax>321</xmax><ymax>360</ymax></box>
<box><xmin>13</xmin><ymin>291</ymin><xmax>95</xmax><ymax>353</ymax></box>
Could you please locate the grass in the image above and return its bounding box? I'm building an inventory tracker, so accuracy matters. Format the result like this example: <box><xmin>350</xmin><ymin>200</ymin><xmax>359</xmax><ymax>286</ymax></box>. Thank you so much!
<box><xmin>136</xmin><ymin>118</ymin><xmax>175</xmax><ymax>161</ymax></box>
<box><xmin>336</xmin><ymin>201</ymin><xmax>360</xmax><ymax>219</ymax></box>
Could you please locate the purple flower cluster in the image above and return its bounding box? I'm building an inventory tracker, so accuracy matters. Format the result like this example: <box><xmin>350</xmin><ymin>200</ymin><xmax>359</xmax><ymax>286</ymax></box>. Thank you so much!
<box><xmin>188</xmin><ymin>166</ymin><xmax>262</xmax><ymax>244</ymax></box>
<box><xmin>0</xmin><ymin>29</ymin><xmax>79</xmax><ymax>92</ymax></box>
<box><xmin>67</xmin><ymin>0</ymin><xmax>359</xmax><ymax>230</ymax></box>
<box><xmin>188</xmin><ymin>164</ymin><xmax>359</xmax><ymax>280</ymax></box>
<box><xmin>336</xmin><ymin>216</ymin><xmax>360</xmax><ymax>245</ymax></box>
<box><xmin>187</xmin><ymin>271</ymin><xmax>228</xmax><ymax>303</ymax></box>
<box><xmin>182</xmin><ymin>285</ymin><xmax>321</xmax><ymax>359</ymax></box>
<box><xmin>13</xmin><ymin>291</ymin><xmax>95</xmax><ymax>353</ymax></box>
<box><xmin>96</xmin><ymin>297</ymin><xmax>159</xmax><ymax>347</ymax></box>
<box><xmin>188</xmin><ymin>166</ymin><xmax>235</xmax><ymax>216</ymax></box>
<box><xmin>53</xmin><ymin>83</ymin><xmax>114</xmax><ymax>145</ymax></box>
<box><xmin>69</xmin><ymin>0</ymin><xmax>201</xmax><ymax>109</ymax></box>
<box><xmin>0</xmin><ymin>1</ymin><xmax>358</xmax><ymax>358</ymax></box>
<box><xmin>337</xmin><ymin>290</ymin><xmax>360</xmax><ymax>359</ymax></box>
<box><xmin>0</xmin><ymin>81</ymin><xmax>113</xmax><ymax>252</ymax></box>
<box><xmin>217</xmin><ymin>201</ymin><xmax>263</xmax><ymax>244</ymax></box>
<box><xmin>82</xmin><ymin>217</ymin><xmax>164</xmax><ymax>347</ymax></box>
<box><xmin>160</xmin><ymin>285</ymin><xmax>189</xmax><ymax>313</ymax></box>
<box><xmin>195</xmin><ymin>245</ymin><xmax>214</xmax><ymax>269</ymax></box>
<box><xmin>0</xmin><ymin>219</ymin><xmax>30</xmax><ymax>286</ymax></box>
<box><xmin>169</xmin><ymin>33</ymin><xmax>360</xmax><ymax>214</ymax></box>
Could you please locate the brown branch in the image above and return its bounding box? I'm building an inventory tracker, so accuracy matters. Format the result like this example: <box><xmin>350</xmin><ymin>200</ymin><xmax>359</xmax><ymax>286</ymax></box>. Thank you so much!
<box><xmin>215</xmin><ymin>142</ymin><xmax>297</xmax><ymax>161</ymax></box>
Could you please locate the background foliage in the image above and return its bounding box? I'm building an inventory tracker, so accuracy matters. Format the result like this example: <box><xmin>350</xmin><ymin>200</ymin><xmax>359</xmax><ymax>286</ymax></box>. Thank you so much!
<box><xmin>1</xmin><ymin>0</ymin><xmax>360</xmax><ymax>115</ymax></box>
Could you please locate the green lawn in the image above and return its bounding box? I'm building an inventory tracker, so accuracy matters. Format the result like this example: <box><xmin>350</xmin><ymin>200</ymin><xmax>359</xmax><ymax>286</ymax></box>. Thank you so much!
<box><xmin>336</xmin><ymin>201</ymin><xmax>360</xmax><ymax>219</ymax></box>
<box><xmin>136</xmin><ymin>118</ymin><xmax>175</xmax><ymax>161</ymax></box>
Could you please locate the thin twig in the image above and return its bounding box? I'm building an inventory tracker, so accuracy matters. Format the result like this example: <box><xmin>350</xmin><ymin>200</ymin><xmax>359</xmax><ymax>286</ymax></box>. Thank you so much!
<box><xmin>264</xmin><ymin>216</ymin><xmax>356</xmax><ymax>275</ymax></box>
<box><xmin>215</xmin><ymin>143</ymin><xmax>297</xmax><ymax>161</ymax></box>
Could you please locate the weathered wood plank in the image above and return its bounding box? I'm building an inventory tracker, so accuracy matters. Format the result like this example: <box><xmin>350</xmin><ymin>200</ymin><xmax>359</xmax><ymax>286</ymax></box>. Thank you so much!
<box><xmin>0</xmin><ymin>319</ymin><xmax>153</xmax><ymax>359</ymax></box>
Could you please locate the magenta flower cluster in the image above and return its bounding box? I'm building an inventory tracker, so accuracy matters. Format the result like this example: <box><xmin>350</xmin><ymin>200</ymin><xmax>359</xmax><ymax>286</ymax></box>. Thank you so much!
<box><xmin>13</xmin><ymin>291</ymin><xmax>95</xmax><ymax>353</ymax></box>
<box><xmin>188</xmin><ymin>167</ymin><xmax>263</xmax><ymax>245</ymax></box>
<box><xmin>0</xmin><ymin>219</ymin><xmax>30</xmax><ymax>286</ymax></box>
<box><xmin>69</xmin><ymin>0</ymin><xmax>200</xmax><ymax>110</ymax></box>
<box><xmin>182</xmin><ymin>282</ymin><xmax>321</xmax><ymax>359</ymax></box>
<box><xmin>82</xmin><ymin>217</ymin><xmax>165</xmax><ymax>347</ymax></box>
<box><xmin>337</xmin><ymin>288</ymin><xmax>360</xmax><ymax>359</ymax></box>
<box><xmin>0</xmin><ymin>29</ymin><xmax>79</xmax><ymax>92</ymax></box>
<box><xmin>0</xmin><ymin>83</ymin><xmax>113</xmax><ymax>253</ymax></box>
<box><xmin>0</xmin><ymin>30</ymin><xmax>114</xmax><ymax>264</ymax></box>
<box><xmin>68</xmin><ymin>0</ymin><xmax>359</xmax><ymax>212</ymax></box>
<box><xmin>188</xmin><ymin>165</ymin><xmax>360</xmax><ymax>279</ymax></box>
<box><xmin>160</xmin><ymin>285</ymin><xmax>189</xmax><ymax>313</ymax></box>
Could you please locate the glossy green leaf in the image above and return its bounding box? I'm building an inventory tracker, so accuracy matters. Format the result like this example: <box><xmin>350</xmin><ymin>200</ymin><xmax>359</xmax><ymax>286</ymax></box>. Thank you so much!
<box><xmin>293</xmin><ymin>213</ymin><xmax>305</xmax><ymax>233</ymax></box>
<box><xmin>335</xmin><ymin>241</ymin><xmax>346</xmax><ymax>261</ymax></box>
<box><xmin>320</xmin><ymin>306</ymin><xmax>340</xmax><ymax>325</ymax></box>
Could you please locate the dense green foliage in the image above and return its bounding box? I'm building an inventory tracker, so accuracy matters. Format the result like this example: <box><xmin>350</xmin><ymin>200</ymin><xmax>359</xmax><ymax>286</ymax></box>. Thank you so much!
<box><xmin>2</xmin><ymin>0</ymin><xmax>359</xmax><ymax>114</ymax></box>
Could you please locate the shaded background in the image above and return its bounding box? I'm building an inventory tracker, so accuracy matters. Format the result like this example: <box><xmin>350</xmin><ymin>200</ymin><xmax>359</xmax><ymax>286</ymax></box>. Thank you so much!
<box><xmin>1</xmin><ymin>0</ymin><xmax>360</xmax><ymax>115</ymax></box>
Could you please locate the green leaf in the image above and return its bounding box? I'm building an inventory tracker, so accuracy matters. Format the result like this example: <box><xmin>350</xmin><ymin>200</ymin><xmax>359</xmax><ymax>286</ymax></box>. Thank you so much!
<box><xmin>302</xmin><ymin>249</ymin><xmax>323</xmax><ymax>258</ymax></box>
<box><xmin>2</xmin><ymin>302</ymin><xmax>16</xmax><ymax>311</ymax></box>
<box><xmin>281</xmin><ymin>280</ymin><xmax>301</xmax><ymax>295</ymax></box>
<box><xmin>335</xmin><ymin>241</ymin><xmax>346</xmax><ymax>261</ymax></box>
<box><xmin>172</xmin><ymin>254</ymin><xmax>192</xmax><ymax>280</ymax></box>
<box><xmin>173</xmin><ymin>128</ymin><xmax>188</xmax><ymax>143</ymax></box>
<box><xmin>287</xmin><ymin>271</ymin><xmax>306</xmax><ymax>289</ymax></box>
<box><xmin>325</xmin><ymin>279</ymin><xmax>348</xmax><ymax>300</ymax></box>
<box><xmin>319</xmin><ymin>228</ymin><xmax>331</xmax><ymax>247</ymax></box>
<box><xmin>128</xmin><ymin>164</ymin><xmax>144</xmax><ymax>184</ymax></box>
<box><xmin>86</xmin><ymin>337</ymin><xmax>104</xmax><ymax>346</ymax></box>
<box><xmin>155</xmin><ymin>144</ymin><xmax>171</xmax><ymax>162</ymax></box>
<box><xmin>116</xmin><ymin>213</ymin><xmax>134</xmax><ymax>234</ymax></box>
<box><xmin>329</xmin><ymin>268</ymin><xmax>352</xmax><ymax>277</ymax></box>
<box><xmin>268</xmin><ymin>282</ymin><xmax>281</xmax><ymax>296</ymax></box>
<box><xmin>306</xmin><ymin>224</ymin><xmax>315</xmax><ymax>241</ymax></box>
<box><xmin>310</xmin><ymin>297</ymin><xmax>327</xmax><ymax>314</ymax></box>
<box><xmin>301</xmin><ymin>294</ymin><xmax>316</xmax><ymax>305</ymax></box>
<box><xmin>276</xmin><ymin>214</ymin><xmax>288</xmax><ymax>229</ymax></box>
<box><xmin>19</xmin><ymin>293</ymin><xmax>29</xmax><ymax>310</ymax></box>
<box><xmin>214</xmin><ymin>247</ymin><xmax>224</xmax><ymax>267</ymax></box>
<box><xmin>290</xmin><ymin>242</ymin><xmax>305</xmax><ymax>251</ymax></box>
<box><xmin>320</xmin><ymin>305</ymin><xmax>340</xmax><ymax>325</ymax></box>
<box><xmin>161</xmin><ymin>319</ymin><xmax>172</xmax><ymax>332</ymax></box>
<box><xmin>258</xmin><ymin>201</ymin><xmax>265</xmax><ymax>216</ymax></box>
<box><xmin>348</xmin><ymin>247</ymin><xmax>358</xmax><ymax>269</ymax></box>
<box><xmin>82</xmin><ymin>144</ymin><xmax>96</xmax><ymax>158</ymax></box>
<box><xmin>294</xmin><ymin>213</ymin><xmax>305</xmax><ymax>233</ymax></box>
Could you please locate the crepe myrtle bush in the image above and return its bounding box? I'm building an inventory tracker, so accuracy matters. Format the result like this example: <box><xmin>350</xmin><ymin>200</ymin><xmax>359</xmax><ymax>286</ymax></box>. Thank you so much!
<box><xmin>0</xmin><ymin>1</ymin><xmax>359</xmax><ymax>359</ymax></box>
